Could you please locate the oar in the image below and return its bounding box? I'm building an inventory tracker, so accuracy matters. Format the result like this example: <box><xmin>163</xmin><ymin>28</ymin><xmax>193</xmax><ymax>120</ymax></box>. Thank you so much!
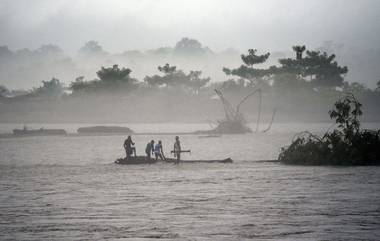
<box><xmin>171</xmin><ymin>150</ymin><xmax>191</xmax><ymax>154</ymax></box>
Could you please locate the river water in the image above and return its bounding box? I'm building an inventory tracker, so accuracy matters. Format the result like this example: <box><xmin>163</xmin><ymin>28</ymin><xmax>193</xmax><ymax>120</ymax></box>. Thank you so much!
<box><xmin>0</xmin><ymin>123</ymin><xmax>379</xmax><ymax>240</ymax></box>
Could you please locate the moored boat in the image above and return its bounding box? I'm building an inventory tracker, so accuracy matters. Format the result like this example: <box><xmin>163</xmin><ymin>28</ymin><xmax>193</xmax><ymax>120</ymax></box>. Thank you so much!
<box><xmin>115</xmin><ymin>156</ymin><xmax>233</xmax><ymax>165</ymax></box>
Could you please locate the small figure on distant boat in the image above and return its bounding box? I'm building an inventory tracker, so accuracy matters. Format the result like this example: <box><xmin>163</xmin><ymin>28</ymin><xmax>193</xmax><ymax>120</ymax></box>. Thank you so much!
<box><xmin>173</xmin><ymin>136</ymin><xmax>181</xmax><ymax>164</ymax></box>
<box><xmin>154</xmin><ymin>140</ymin><xmax>165</xmax><ymax>161</ymax></box>
<box><xmin>145</xmin><ymin>140</ymin><xmax>155</xmax><ymax>160</ymax></box>
<box><xmin>123</xmin><ymin>135</ymin><xmax>136</xmax><ymax>160</ymax></box>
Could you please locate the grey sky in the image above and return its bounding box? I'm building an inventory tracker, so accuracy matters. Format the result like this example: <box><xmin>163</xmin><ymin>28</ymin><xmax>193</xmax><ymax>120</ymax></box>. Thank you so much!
<box><xmin>0</xmin><ymin>0</ymin><xmax>379</xmax><ymax>53</ymax></box>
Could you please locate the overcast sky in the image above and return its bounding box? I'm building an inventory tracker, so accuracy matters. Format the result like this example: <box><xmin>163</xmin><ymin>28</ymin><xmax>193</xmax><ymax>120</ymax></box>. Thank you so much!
<box><xmin>0</xmin><ymin>0</ymin><xmax>379</xmax><ymax>53</ymax></box>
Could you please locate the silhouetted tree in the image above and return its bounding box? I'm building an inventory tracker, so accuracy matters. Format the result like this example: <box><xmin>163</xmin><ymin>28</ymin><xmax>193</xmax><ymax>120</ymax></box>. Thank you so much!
<box><xmin>173</xmin><ymin>37</ymin><xmax>208</xmax><ymax>56</ymax></box>
<box><xmin>78</xmin><ymin>41</ymin><xmax>107</xmax><ymax>56</ymax></box>
<box><xmin>292</xmin><ymin>45</ymin><xmax>306</xmax><ymax>60</ymax></box>
<box><xmin>376</xmin><ymin>80</ymin><xmax>380</xmax><ymax>92</ymax></box>
<box><xmin>144</xmin><ymin>63</ymin><xmax>209</xmax><ymax>94</ymax></box>
<box><xmin>96</xmin><ymin>64</ymin><xmax>132</xmax><ymax>82</ymax></box>
<box><xmin>0</xmin><ymin>46</ymin><xmax>13</xmax><ymax>58</ymax></box>
<box><xmin>70</xmin><ymin>65</ymin><xmax>137</xmax><ymax>94</ymax></box>
<box><xmin>157</xmin><ymin>63</ymin><xmax>176</xmax><ymax>75</ymax></box>
<box><xmin>36</xmin><ymin>44</ymin><xmax>63</xmax><ymax>57</ymax></box>
<box><xmin>32</xmin><ymin>78</ymin><xmax>65</xmax><ymax>98</ymax></box>
<box><xmin>223</xmin><ymin>49</ymin><xmax>273</xmax><ymax>86</ymax></box>
<box><xmin>187</xmin><ymin>70</ymin><xmax>210</xmax><ymax>94</ymax></box>
<box><xmin>278</xmin><ymin>46</ymin><xmax>348</xmax><ymax>87</ymax></box>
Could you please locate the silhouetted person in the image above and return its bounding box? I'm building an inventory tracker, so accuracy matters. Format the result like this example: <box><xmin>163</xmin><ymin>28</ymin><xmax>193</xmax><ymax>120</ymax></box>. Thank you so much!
<box><xmin>145</xmin><ymin>140</ymin><xmax>155</xmax><ymax>160</ymax></box>
<box><xmin>154</xmin><ymin>140</ymin><xmax>165</xmax><ymax>161</ymax></box>
<box><xmin>173</xmin><ymin>136</ymin><xmax>181</xmax><ymax>164</ymax></box>
<box><xmin>123</xmin><ymin>135</ymin><xmax>136</xmax><ymax>160</ymax></box>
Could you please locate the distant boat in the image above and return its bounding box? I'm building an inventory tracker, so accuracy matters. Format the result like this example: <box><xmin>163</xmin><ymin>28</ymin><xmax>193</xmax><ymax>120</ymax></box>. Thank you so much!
<box><xmin>115</xmin><ymin>156</ymin><xmax>233</xmax><ymax>165</ymax></box>
<box><xmin>77</xmin><ymin>126</ymin><xmax>133</xmax><ymax>134</ymax></box>
<box><xmin>13</xmin><ymin>127</ymin><xmax>66</xmax><ymax>136</ymax></box>
<box><xmin>198</xmin><ymin>134</ymin><xmax>222</xmax><ymax>138</ymax></box>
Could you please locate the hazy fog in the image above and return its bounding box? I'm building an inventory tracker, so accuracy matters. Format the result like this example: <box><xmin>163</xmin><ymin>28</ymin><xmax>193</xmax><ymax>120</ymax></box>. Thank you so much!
<box><xmin>1</xmin><ymin>0</ymin><xmax>380</xmax><ymax>89</ymax></box>
<box><xmin>1</xmin><ymin>0</ymin><xmax>380</xmax><ymax>53</ymax></box>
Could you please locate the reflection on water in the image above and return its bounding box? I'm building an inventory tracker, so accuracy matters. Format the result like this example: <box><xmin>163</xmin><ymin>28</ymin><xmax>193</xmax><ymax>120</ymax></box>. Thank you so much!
<box><xmin>0</xmin><ymin>123</ymin><xmax>379</xmax><ymax>240</ymax></box>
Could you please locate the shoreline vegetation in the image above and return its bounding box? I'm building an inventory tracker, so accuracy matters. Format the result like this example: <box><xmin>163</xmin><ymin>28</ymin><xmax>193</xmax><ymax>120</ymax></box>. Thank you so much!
<box><xmin>278</xmin><ymin>94</ymin><xmax>380</xmax><ymax>165</ymax></box>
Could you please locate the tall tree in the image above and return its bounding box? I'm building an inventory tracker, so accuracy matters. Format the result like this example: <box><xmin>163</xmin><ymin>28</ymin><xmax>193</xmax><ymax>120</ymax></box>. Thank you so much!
<box><xmin>278</xmin><ymin>46</ymin><xmax>348</xmax><ymax>87</ymax></box>
<box><xmin>144</xmin><ymin>63</ymin><xmax>210</xmax><ymax>94</ymax></box>
<box><xmin>223</xmin><ymin>49</ymin><xmax>273</xmax><ymax>86</ymax></box>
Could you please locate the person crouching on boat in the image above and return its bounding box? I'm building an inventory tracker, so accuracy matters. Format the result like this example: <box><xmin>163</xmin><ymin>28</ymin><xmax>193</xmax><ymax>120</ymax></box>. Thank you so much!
<box><xmin>124</xmin><ymin>135</ymin><xmax>136</xmax><ymax>160</ymax></box>
<box><xmin>173</xmin><ymin>136</ymin><xmax>181</xmax><ymax>164</ymax></box>
<box><xmin>145</xmin><ymin>140</ymin><xmax>155</xmax><ymax>160</ymax></box>
<box><xmin>154</xmin><ymin>140</ymin><xmax>165</xmax><ymax>161</ymax></box>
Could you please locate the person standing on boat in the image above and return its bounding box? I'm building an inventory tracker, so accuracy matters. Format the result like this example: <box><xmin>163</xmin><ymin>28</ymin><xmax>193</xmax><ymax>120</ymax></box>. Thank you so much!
<box><xmin>145</xmin><ymin>140</ymin><xmax>155</xmax><ymax>160</ymax></box>
<box><xmin>173</xmin><ymin>136</ymin><xmax>181</xmax><ymax>164</ymax></box>
<box><xmin>123</xmin><ymin>135</ymin><xmax>136</xmax><ymax>160</ymax></box>
<box><xmin>154</xmin><ymin>140</ymin><xmax>165</xmax><ymax>161</ymax></box>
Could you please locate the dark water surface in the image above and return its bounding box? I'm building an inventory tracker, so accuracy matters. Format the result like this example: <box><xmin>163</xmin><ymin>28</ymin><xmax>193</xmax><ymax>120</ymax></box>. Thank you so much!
<box><xmin>1</xmin><ymin>123</ymin><xmax>379</xmax><ymax>240</ymax></box>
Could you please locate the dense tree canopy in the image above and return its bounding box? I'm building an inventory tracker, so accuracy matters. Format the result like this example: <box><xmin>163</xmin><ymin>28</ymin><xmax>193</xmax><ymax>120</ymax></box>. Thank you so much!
<box><xmin>78</xmin><ymin>41</ymin><xmax>107</xmax><ymax>57</ymax></box>
<box><xmin>278</xmin><ymin>46</ymin><xmax>348</xmax><ymax>87</ymax></box>
<box><xmin>144</xmin><ymin>63</ymin><xmax>210</xmax><ymax>94</ymax></box>
<box><xmin>31</xmin><ymin>78</ymin><xmax>65</xmax><ymax>98</ymax></box>
<box><xmin>173</xmin><ymin>37</ymin><xmax>209</xmax><ymax>56</ymax></box>
<box><xmin>71</xmin><ymin>64</ymin><xmax>137</xmax><ymax>94</ymax></box>
<box><xmin>223</xmin><ymin>49</ymin><xmax>273</xmax><ymax>86</ymax></box>
<box><xmin>96</xmin><ymin>64</ymin><xmax>132</xmax><ymax>82</ymax></box>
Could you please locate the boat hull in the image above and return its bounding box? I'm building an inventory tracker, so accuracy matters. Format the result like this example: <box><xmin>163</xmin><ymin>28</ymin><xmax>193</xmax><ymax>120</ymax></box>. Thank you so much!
<box><xmin>115</xmin><ymin>156</ymin><xmax>233</xmax><ymax>165</ymax></box>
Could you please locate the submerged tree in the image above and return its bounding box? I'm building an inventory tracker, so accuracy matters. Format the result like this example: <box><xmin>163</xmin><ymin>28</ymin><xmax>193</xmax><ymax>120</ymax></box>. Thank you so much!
<box><xmin>279</xmin><ymin>93</ymin><xmax>380</xmax><ymax>165</ymax></box>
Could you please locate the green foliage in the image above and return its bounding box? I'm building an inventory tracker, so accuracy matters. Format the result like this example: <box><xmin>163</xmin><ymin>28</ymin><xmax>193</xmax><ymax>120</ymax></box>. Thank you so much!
<box><xmin>329</xmin><ymin>93</ymin><xmax>362</xmax><ymax>140</ymax></box>
<box><xmin>292</xmin><ymin>45</ymin><xmax>306</xmax><ymax>60</ymax></box>
<box><xmin>272</xmin><ymin>73</ymin><xmax>309</xmax><ymax>90</ymax></box>
<box><xmin>278</xmin><ymin>94</ymin><xmax>380</xmax><ymax>165</ymax></box>
<box><xmin>78</xmin><ymin>41</ymin><xmax>106</xmax><ymax>56</ymax></box>
<box><xmin>223</xmin><ymin>49</ymin><xmax>273</xmax><ymax>86</ymax></box>
<box><xmin>278</xmin><ymin>46</ymin><xmax>348</xmax><ymax>87</ymax></box>
<box><xmin>70</xmin><ymin>65</ymin><xmax>137</xmax><ymax>94</ymax></box>
<box><xmin>31</xmin><ymin>78</ymin><xmax>65</xmax><ymax>98</ymax></box>
<box><xmin>157</xmin><ymin>63</ymin><xmax>176</xmax><ymax>75</ymax></box>
<box><xmin>173</xmin><ymin>37</ymin><xmax>207</xmax><ymax>56</ymax></box>
<box><xmin>144</xmin><ymin>63</ymin><xmax>210</xmax><ymax>94</ymax></box>
<box><xmin>241</xmin><ymin>49</ymin><xmax>270</xmax><ymax>66</ymax></box>
<box><xmin>96</xmin><ymin>64</ymin><xmax>132</xmax><ymax>82</ymax></box>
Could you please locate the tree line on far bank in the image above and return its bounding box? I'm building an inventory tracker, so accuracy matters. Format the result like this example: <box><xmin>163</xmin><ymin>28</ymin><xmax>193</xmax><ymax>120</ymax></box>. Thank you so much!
<box><xmin>1</xmin><ymin>45</ymin><xmax>380</xmax><ymax>101</ymax></box>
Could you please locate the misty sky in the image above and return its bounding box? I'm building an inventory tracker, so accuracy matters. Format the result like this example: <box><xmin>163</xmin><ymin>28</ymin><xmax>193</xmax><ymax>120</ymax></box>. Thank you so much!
<box><xmin>1</xmin><ymin>0</ymin><xmax>379</xmax><ymax>53</ymax></box>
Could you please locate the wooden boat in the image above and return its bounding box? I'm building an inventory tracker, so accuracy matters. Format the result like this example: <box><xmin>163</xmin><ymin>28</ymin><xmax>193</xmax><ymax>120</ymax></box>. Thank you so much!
<box><xmin>115</xmin><ymin>156</ymin><xmax>233</xmax><ymax>165</ymax></box>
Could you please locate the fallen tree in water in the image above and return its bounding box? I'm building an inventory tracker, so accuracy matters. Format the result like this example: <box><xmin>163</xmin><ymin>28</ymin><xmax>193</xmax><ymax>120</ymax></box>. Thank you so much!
<box><xmin>278</xmin><ymin>93</ymin><xmax>380</xmax><ymax>165</ymax></box>
<box><xmin>195</xmin><ymin>88</ymin><xmax>262</xmax><ymax>134</ymax></box>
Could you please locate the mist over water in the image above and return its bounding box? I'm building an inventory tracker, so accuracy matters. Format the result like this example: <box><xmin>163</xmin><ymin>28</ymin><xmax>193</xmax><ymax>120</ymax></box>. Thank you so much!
<box><xmin>1</xmin><ymin>1</ymin><xmax>380</xmax><ymax>240</ymax></box>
